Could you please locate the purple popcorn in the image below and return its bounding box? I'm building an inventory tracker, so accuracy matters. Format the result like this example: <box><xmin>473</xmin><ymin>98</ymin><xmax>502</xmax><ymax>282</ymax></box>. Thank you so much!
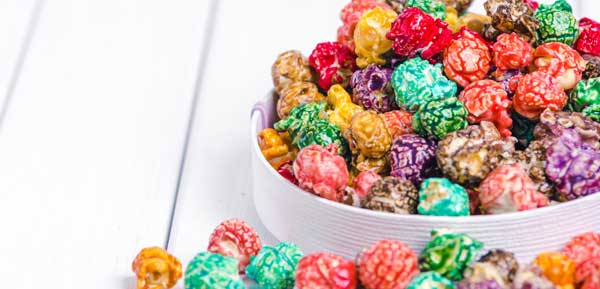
<box><xmin>456</xmin><ymin>280</ymin><xmax>504</xmax><ymax>289</ymax></box>
<box><xmin>350</xmin><ymin>64</ymin><xmax>395</xmax><ymax>113</ymax></box>
<box><xmin>389</xmin><ymin>134</ymin><xmax>438</xmax><ymax>186</ymax></box>
<box><xmin>545</xmin><ymin>129</ymin><xmax>600</xmax><ymax>201</ymax></box>
<box><xmin>533</xmin><ymin>109</ymin><xmax>600</xmax><ymax>150</ymax></box>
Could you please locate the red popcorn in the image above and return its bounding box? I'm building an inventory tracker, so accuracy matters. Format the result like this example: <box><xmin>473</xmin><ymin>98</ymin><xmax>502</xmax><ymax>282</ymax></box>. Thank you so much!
<box><xmin>386</xmin><ymin>7</ymin><xmax>453</xmax><ymax>62</ymax></box>
<box><xmin>575</xmin><ymin>18</ymin><xmax>600</xmax><ymax>56</ymax></box>
<box><xmin>458</xmin><ymin>79</ymin><xmax>513</xmax><ymax>137</ymax></box>
<box><xmin>533</xmin><ymin>42</ymin><xmax>587</xmax><ymax>90</ymax></box>
<box><xmin>337</xmin><ymin>0</ymin><xmax>391</xmax><ymax>50</ymax></box>
<box><xmin>513</xmin><ymin>71</ymin><xmax>567</xmax><ymax>120</ymax></box>
<box><xmin>524</xmin><ymin>0</ymin><xmax>539</xmax><ymax>11</ymax></box>
<box><xmin>383</xmin><ymin>110</ymin><xmax>414</xmax><ymax>139</ymax></box>
<box><xmin>277</xmin><ymin>160</ymin><xmax>298</xmax><ymax>185</ymax></box>
<box><xmin>207</xmin><ymin>219</ymin><xmax>263</xmax><ymax>273</ymax></box>
<box><xmin>492</xmin><ymin>33</ymin><xmax>534</xmax><ymax>78</ymax></box>
<box><xmin>295</xmin><ymin>253</ymin><xmax>358</xmax><ymax>289</ymax></box>
<box><xmin>443</xmin><ymin>28</ymin><xmax>492</xmax><ymax>87</ymax></box>
<box><xmin>309</xmin><ymin>42</ymin><xmax>358</xmax><ymax>91</ymax></box>
<box><xmin>353</xmin><ymin>170</ymin><xmax>382</xmax><ymax>200</ymax></box>
<box><xmin>294</xmin><ymin>144</ymin><xmax>350</xmax><ymax>202</ymax></box>
<box><xmin>479</xmin><ymin>163</ymin><xmax>549</xmax><ymax>214</ymax></box>
<box><xmin>563</xmin><ymin>233</ymin><xmax>600</xmax><ymax>289</ymax></box>
<box><xmin>357</xmin><ymin>240</ymin><xmax>419</xmax><ymax>289</ymax></box>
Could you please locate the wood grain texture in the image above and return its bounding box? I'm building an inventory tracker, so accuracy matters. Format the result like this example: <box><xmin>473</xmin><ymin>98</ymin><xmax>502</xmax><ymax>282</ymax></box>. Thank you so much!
<box><xmin>0</xmin><ymin>0</ymin><xmax>210</xmax><ymax>287</ymax></box>
<box><xmin>0</xmin><ymin>0</ymin><xmax>38</xmax><ymax>118</ymax></box>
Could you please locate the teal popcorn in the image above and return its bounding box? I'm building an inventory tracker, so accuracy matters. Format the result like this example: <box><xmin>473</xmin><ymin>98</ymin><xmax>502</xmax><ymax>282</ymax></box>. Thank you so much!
<box><xmin>297</xmin><ymin>119</ymin><xmax>348</xmax><ymax>155</ymax></box>
<box><xmin>534</xmin><ymin>0</ymin><xmax>578</xmax><ymax>45</ymax></box>
<box><xmin>185</xmin><ymin>252</ymin><xmax>245</xmax><ymax>289</ymax></box>
<box><xmin>412</xmin><ymin>97</ymin><xmax>468</xmax><ymax>139</ymax></box>
<box><xmin>419</xmin><ymin>229</ymin><xmax>484</xmax><ymax>281</ymax></box>
<box><xmin>418</xmin><ymin>178</ymin><xmax>469</xmax><ymax>216</ymax></box>
<box><xmin>406</xmin><ymin>0</ymin><xmax>447</xmax><ymax>20</ymax></box>
<box><xmin>569</xmin><ymin>78</ymin><xmax>600</xmax><ymax>112</ymax></box>
<box><xmin>583</xmin><ymin>104</ymin><xmax>600</xmax><ymax>122</ymax></box>
<box><xmin>391</xmin><ymin>57</ymin><xmax>458</xmax><ymax>113</ymax></box>
<box><xmin>407</xmin><ymin>272</ymin><xmax>456</xmax><ymax>289</ymax></box>
<box><xmin>246</xmin><ymin>242</ymin><xmax>303</xmax><ymax>289</ymax></box>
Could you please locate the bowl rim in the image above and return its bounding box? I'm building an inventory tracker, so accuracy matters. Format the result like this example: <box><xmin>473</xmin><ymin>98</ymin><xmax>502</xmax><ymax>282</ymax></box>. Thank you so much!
<box><xmin>250</xmin><ymin>93</ymin><xmax>600</xmax><ymax>222</ymax></box>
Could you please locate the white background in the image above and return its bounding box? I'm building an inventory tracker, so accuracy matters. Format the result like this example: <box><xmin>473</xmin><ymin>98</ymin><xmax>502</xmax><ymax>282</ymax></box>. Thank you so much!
<box><xmin>0</xmin><ymin>0</ymin><xmax>596</xmax><ymax>288</ymax></box>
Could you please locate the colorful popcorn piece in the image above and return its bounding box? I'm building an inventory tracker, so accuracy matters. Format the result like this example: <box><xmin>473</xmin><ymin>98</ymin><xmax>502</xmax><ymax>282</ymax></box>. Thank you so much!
<box><xmin>247</xmin><ymin>243</ymin><xmax>303</xmax><ymax>289</ymax></box>
<box><xmin>352</xmin><ymin>170</ymin><xmax>382</xmax><ymax>200</ymax></box>
<box><xmin>293</xmin><ymin>144</ymin><xmax>349</xmax><ymax>202</ymax></box>
<box><xmin>276</xmin><ymin>81</ymin><xmax>324</xmax><ymax>120</ymax></box>
<box><xmin>363</xmin><ymin>176</ymin><xmax>419</xmax><ymax>214</ymax></box>
<box><xmin>533</xmin><ymin>110</ymin><xmax>600</xmax><ymax>151</ymax></box>
<box><xmin>350</xmin><ymin>64</ymin><xmax>395</xmax><ymax>113</ymax></box>
<box><xmin>412</xmin><ymin>97</ymin><xmax>469</xmax><ymax>139</ymax></box>
<box><xmin>419</xmin><ymin>229</ymin><xmax>484</xmax><ymax>280</ymax></box>
<box><xmin>458</xmin><ymin>80</ymin><xmax>513</xmax><ymax>137</ymax></box>
<box><xmin>479</xmin><ymin>163</ymin><xmax>549</xmax><ymax>214</ymax></box>
<box><xmin>407</xmin><ymin>272</ymin><xmax>456</xmax><ymax>289</ymax></box>
<box><xmin>389</xmin><ymin>134</ymin><xmax>438</xmax><ymax>186</ymax></box>
<box><xmin>533</xmin><ymin>42</ymin><xmax>586</xmax><ymax>90</ymax></box>
<box><xmin>274</xmin><ymin>101</ymin><xmax>326</xmax><ymax>144</ymax></box>
<box><xmin>478</xmin><ymin>249</ymin><xmax>519</xmax><ymax>283</ymax></box>
<box><xmin>386</xmin><ymin>7</ymin><xmax>453</xmax><ymax>61</ymax></box>
<box><xmin>295</xmin><ymin>253</ymin><xmax>357</xmax><ymax>289</ymax></box>
<box><xmin>445</xmin><ymin>8</ymin><xmax>491</xmax><ymax>34</ymax></box>
<box><xmin>443</xmin><ymin>28</ymin><xmax>492</xmax><ymax>87</ymax></box>
<box><xmin>482</xmin><ymin>0</ymin><xmax>539</xmax><ymax>42</ymax></box>
<box><xmin>132</xmin><ymin>247</ymin><xmax>182</xmax><ymax>289</ymax></box>
<box><xmin>575</xmin><ymin>18</ymin><xmax>600</xmax><ymax>56</ymax></box>
<box><xmin>354</xmin><ymin>7</ymin><xmax>397</xmax><ymax>68</ymax></box>
<box><xmin>492</xmin><ymin>33</ymin><xmax>534</xmax><ymax>78</ymax></box>
<box><xmin>357</xmin><ymin>240</ymin><xmax>419</xmax><ymax>289</ymax></box>
<box><xmin>277</xmin><ymin>160</ymin><xmax>298</xmax><ymax>185</ymax></box>
<box><xmin>271</xmin><ymin>50</ymin><xmax>316</xmax><ymax>94</ymax></box>
<box><xmin>584</xmin><ymin>55</ymin><xmax>600</xmax><ymax>80</ymax></box>
<box><xmin>297</xmin><ymin>119</ymin><xmax>348</xmax><ymax>156</ymax></box>
<box><xmin>347</xmin><ymin>110</ymin><xmax>393</xmax><ymax>159</ymax></box>
<box><xmin>185</xmin><ymin>252</ymin><xmax>244</xmax><ymax>289</ymax></box>
<box><xmin>570</xmin><ymin>78</ymin><xmax>600</xmax><ymax>113</ymax></box>
<box><xmin>534</xmin><ymin>0</ymin><xmax>578</xmax><ymax>46</ymax></box>
<box><xmin>417</xmin><ymin>178</ymin><xmax>469</xmax><ymax>216</ymax></box>
<box><xmin>383</xmin><ymin>110</ymin><xmax>414</xmax><ymax>139</ymax></box>
<box><xmin>391</xmin><ymin>57</ymin><xmax>457</xmax><ymax>113</ymax></box>
<box><xmin>513</xmin><ymin>71</ymin><xmax>567</xmax><ymax>120</ymax></box>
<box><xmin>534</xmin><ymin>252</ymin><xmax>576</xmax><ymax>289</ymax></box>
<box><xmin>405</xmin><ymin>0</ymin><xmax>447</xmax><ymax>19</ymax></box>
<box><xmin>207</xmin><ymin>219</ymin><xmax>262</xmax><ymax>273</ymax></box>
<box><xmin>436</xmin><ymin>122</ymin><xmax>515</xmax><ymax>187</ymax></box>
<box><xmin>309</xmin><ymin>42</ymin><xmax>358</xmax><ymax>90</ymax></box>
<box><xmin>562</xmin><ymin>233</ymin><xmax>600</xmax><ymax>289</ymax></box>
<box><xmin>338</xmin><ymin>0</ymin><xmax>392</xmax><ymax>50</ymax></box>
<box><xmin>258</xmin><ymin>128</ymin><xmax>297</xmax><ymax>169</ymax></box>
<box><xmin>545</xmin><ymin>130</ymin><xmax>600</xmax><ymax>201</ymax></box>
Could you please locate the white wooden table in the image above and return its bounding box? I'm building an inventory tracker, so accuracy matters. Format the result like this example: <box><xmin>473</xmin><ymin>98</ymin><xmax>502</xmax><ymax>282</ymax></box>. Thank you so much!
<box><xmin>0</xmin><ymin>0</ymin><xmax>596</xmax><ymax>288</ymax></box>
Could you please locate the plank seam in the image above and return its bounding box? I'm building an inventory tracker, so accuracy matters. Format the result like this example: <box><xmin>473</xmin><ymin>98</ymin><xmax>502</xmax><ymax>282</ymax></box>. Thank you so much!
<box><xmin>164</xmin><ymin>0</ymin><xmax>220</xmax><ymax>250</ymax></box>
<box><xmin>0</xmin><ymin>0</ymin><xmax>45</xmax><ymax>132</ymax></box>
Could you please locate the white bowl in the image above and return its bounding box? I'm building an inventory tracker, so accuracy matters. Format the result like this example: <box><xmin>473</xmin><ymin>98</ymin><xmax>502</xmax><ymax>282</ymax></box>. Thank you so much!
<box><xmin>251</xmin><ymin>92</ymin><xmax>600</xmax><ymax>262</ymax></box>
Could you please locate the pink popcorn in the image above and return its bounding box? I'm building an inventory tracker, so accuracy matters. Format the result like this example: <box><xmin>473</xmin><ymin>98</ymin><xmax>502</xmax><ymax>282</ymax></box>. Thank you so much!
<box><xmin>294</xmin><ymin>144</ymin><xmax>350</xmax><ymax>202</ymax></box>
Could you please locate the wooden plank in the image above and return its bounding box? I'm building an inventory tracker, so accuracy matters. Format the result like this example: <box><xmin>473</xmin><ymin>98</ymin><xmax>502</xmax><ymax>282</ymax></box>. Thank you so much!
<box><xmin>0</xmin><ymin>0</ymin><xmax>210</xmax><ymax>287</ymax></box>
<box><xmin>166</xmin><ymin>0</ymin><xmax>350</xmax><ymax>276</ymax></box>
<box><xmin>0</xmin><ymin>0</ymin><xmax>38</xmax><ymax>118</ymax></box>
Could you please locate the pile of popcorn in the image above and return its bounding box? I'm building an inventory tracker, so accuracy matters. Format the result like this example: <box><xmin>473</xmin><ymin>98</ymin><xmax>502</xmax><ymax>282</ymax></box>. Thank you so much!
<box><xmin>258</xmin><ymin>0</ymin><xmax>600</xmax><ymax>216</ymax></box>
<box><xmin>132</xmin><ymin>219</ymin><xmax>600</xmax><ymax>289</ymax></box>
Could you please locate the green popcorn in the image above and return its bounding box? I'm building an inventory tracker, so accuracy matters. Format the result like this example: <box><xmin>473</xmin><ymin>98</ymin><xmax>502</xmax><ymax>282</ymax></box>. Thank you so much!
<box><xmin>412</xmin><ymin>97</ymin><xmax>468</xmax><ymax>139</ymax></box>
<box><xmin>418</xmin><ymin>178</ymin><xmax>469</xmax><ymax>216</ymax></box>
<box><xmin>405</xmin><ymin>0</ymin><xmax>447</xmax><ymax>20</ymax></box>
<box><xmin>185</xmin><ymin>252</ymin><xmax>245</xmax><ymax>289</ymax></box>
<box><xmin>419</xmin><ymin>229</ymin><xmax>484</xmax><ymax>281</ymax></box>
<box><xmin>569</xmin><ymin>78</ymin><xmax>600</xmax><ymax>112</ymax></box>
<box><xmin>246</xmin><ymin>242</ymin><xmax>303</xmax><ymax>289</ymax></box>
<box><xmin>583</xmin><ymin>104</ymin><xmax>600</xmax><ymax>122</ymax></box>
<box><xmin>534</xmin><ymin>0</ymin><xmax>578</xmax><ymax>45</ymax></box>
<box><xmin>274</xmin><ymin>102</ymin><xmax>326</xmax><ymax>144</ymax></box>
<box><xmin>407</xmin><ymin>272</ymin><xmax>456</xmax><ymax>289</ymax></box>
<box><xmin>391</xmin><ymin>57</ymin><xmax>457</xmax><ymax>113</ymax></box>
<box><xmin>297</xmin><ymin>119</ymin><xmax>348</xmax><ymax>155</ymax></box>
